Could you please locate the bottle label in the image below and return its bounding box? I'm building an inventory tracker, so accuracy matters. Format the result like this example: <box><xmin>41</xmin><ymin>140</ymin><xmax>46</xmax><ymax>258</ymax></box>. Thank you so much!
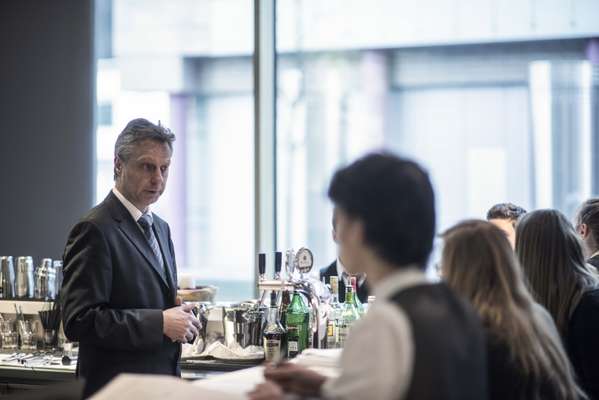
<box><xmin>327</xmin><ymin>323</ymin><xmax>334</xmax><ymax>337</ymax></box>
<box><xmin>286</xmin><ymin>317</ymin><xmax>308</xmax><ymax>356</ymax></box>
<box><xmin>326</xmin><ymin>321</ymin><xmax>337</xmax><ymax>348</ymax></box>
<box><xmin>264</xmin><ymin>339</ymin><xmax>281</xmax><ymax>362</ymax></box>
<box><xmin>287</xmin><ymin>340</ymin><xmax>299</xmax><ymax>358</ymax></box>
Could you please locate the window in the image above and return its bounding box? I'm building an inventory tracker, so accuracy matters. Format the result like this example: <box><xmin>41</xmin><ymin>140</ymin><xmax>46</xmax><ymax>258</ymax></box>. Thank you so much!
<box><xmin>95</xmin><ymin>0</ymin><xmax>255</xmax><ymax>300</ymax></box>
<box><xmin>95</xmin><ymin>1</ymin><xmax>599</xmax><ymax>298</ymax></box>
<box><xmin>275</xmin><ymin>1</ymin><xmax>599</xmax><ymax>271</ymax></box>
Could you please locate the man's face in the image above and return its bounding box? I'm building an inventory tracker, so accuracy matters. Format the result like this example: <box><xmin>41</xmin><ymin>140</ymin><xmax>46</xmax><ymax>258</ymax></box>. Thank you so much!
<box><xmin>115</xmin><ymin>139</ymin><xmax>172</xmax><ymax>212</ymax></box>
<box><xmin>489</xmin><ymin>218</ymin><xmax>516</xmax><ymax>249</ymax></box>
<box><xmin>334</xmin><ymin>208</ymin><xmax>365</xmax><ymax>275</ymax></box>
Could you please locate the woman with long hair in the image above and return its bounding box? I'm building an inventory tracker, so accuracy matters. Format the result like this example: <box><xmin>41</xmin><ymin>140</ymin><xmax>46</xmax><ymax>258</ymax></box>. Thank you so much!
<box><xmin>516</xmin><ymin>209</ymin><xmax>599</xmax><ymax>399</ymax></box>
<box><xmin>443</xmin><ymin>219</ymin><xmax>584</xmax><ymax>400</ymax></box>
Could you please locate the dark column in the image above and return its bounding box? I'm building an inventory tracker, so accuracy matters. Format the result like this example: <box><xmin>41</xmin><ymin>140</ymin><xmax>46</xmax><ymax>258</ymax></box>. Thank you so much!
<box><xmin>0</xmin><ymin>0</ymin><xmax>95</xmax><ymax>260</ymax></box>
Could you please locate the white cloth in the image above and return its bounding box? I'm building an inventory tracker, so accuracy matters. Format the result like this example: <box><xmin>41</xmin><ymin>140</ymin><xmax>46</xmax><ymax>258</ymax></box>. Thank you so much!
<box><xmin>321</xmin><ymin>268</ymin><xmax>427</xmax><ymax>400</ymax></box>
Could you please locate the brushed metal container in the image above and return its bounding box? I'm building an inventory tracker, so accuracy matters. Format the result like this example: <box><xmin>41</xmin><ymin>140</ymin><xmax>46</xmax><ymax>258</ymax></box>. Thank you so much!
<box><xmin>0</xmin><ymin>256</ymin><xmax>15</xmax><ymax>299</ymax></box>
<box><xmin>53</xmin><ymin>260</ymin><xmax>63</xmax><ymax>298</ymax></box>
<box><xmin>16</xmin><ymin>256</ymin><xmax>34</xmax><ymax>298</ymax></box>
<box><xmin>34</xmin><ymin>258</ymin><xmax>53</xmax><ymax>300</ymax></box>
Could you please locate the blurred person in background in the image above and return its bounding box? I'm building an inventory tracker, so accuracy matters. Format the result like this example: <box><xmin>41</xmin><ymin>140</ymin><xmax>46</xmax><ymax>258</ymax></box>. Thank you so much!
<box><xmin>249</xmin><ymin>152</ymin><xmax>488</xmax><ymax>400</ymax></box>
<box><xmin>516</xmin><ymin>209</ymin><xmax>599</xmax><ymax>400</ymax></box>
<box><xmin>320</xmin><ymin>207</ymin><xmax>369</xmax><ymax>303</ymax></box>
<box><xmin>486</xmin><ymin>202</ymin><xmax>527</xmax><ymax>249</ymax></box>
<box><xmin>442</xmin><ymin>219</ymin><xmax>585</xmax><ymax>400</ymax></box>
<box><xmin>576</xmin><ymin>198</ymin><xmax>599</xmax><ymax>270</ymax></box>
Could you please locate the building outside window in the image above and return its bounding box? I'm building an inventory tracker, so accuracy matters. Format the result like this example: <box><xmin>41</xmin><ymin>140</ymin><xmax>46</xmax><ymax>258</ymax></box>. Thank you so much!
<box><xmin>95</xmin><ymin>0</ymin><xmax>599</xmax><ymax>299</ymax></box>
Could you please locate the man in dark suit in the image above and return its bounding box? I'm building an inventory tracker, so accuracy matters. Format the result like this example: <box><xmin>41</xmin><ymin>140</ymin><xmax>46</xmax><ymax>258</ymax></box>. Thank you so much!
<box><xmin>320</xmin><ymin>208</ymin><xmax>369</xmax><ymax>303</ymax></box>
<box><xmin>61</xmin><ymin>119</ymin><xmax>201</xmax><ymax>398</ymax></box>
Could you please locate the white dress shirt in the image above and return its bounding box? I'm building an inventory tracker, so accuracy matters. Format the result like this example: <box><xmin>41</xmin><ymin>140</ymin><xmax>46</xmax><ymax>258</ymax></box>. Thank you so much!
<box><xmin>112</xmin><ymin>188</ymin><xmax>154</xmax><ymax>230</ymax></box>
<box><xmin>322</xmin><ymin>267</ymin><xmax>428</xmax><ymax>400</ymax></box>
<box><xmin>336</xmin><ymin>257</ymin><xmax>366</xmax><ymax>288</ymax></box>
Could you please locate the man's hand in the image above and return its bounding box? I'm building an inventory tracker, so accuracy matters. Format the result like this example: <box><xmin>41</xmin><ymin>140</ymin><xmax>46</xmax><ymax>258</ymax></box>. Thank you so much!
<box><xmin>263</xmin><ymin>362</ymin><xmax>327</xmax><ymax>397</ymax></box>
<box><xmin>247</xmin><ymin>380</ymin><xmax>284</xmax><ymax>400</ymax></box>
<box><xmin>162</xmin><ymin>303</ymin><xmax>201</xmax><ymax>343</ymax></box>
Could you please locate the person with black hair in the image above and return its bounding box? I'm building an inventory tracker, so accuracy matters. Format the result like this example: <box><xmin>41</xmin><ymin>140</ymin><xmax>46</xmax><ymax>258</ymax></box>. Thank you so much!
<box><xmin>486</xmin><ymin>202</ymin><xmax>527</xmax><ymax>249</ymax></box>
<box><xmin>320</xmin><ymin>207</ymin><xmax>369</xmax><ymax>303</ymax></box>
<box><xmin>248</xmin><ymin>152</ymin><xmax>488</xmax><ymax>400</ymax></box>
<box><xmin>576</xmin><ymin>198</ymin><xmax>599</xmax><ymax>269</ymax></box>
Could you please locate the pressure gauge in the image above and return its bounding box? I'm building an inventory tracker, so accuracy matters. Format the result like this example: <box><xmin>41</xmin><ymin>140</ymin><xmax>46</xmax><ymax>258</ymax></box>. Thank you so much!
<box><xmin>294</xmin><ymin>247</ymin><xmax>314</xmax><ymax>274</ymax></box>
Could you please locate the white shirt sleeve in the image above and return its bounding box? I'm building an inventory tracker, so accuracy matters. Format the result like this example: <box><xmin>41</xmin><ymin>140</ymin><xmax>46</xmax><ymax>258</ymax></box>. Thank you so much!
<box><xmin>321</xmin><ymin>302</ymin><xmax>414</xmax><ymax>400</ymax></box>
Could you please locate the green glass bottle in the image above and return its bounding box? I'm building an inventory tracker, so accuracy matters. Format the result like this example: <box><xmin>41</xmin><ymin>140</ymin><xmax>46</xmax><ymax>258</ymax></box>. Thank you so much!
<box><xmin>285</xmin><ymin>290</ymin><xmax>309</xmax><ymax>358</ymax></box>
<box><xmin>338</xmin><ymin>283</ymin><xmax>360</xmax><ymax>346</ymax></box>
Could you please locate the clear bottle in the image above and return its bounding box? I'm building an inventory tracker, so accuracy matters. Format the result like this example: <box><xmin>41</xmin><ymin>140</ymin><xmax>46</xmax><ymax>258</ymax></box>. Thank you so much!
<box><xmin>263</xmin><ymin>292</ymin><xmax>287</xmax><ymax>363</ymax></box>
<box><xmin>326</xmin><ymin>276</ymin><xmax>342</xmax><ymax>349</ymax></box>
<box><xmin>285</xmin><ymin>289</ymin><xmax>309</xmax><ymax>358</ymax></box>
<box><xmin>338</xmin><ymin>283</ymin><xmax>360</xmax><ymax>347</ymax></box>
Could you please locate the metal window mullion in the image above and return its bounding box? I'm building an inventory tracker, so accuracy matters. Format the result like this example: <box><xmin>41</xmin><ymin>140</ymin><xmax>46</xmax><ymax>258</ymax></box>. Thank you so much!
<box><xmin>253</xmin><ymin>0</ymin><xmax>277</xmax><ymax>295</ymax></box>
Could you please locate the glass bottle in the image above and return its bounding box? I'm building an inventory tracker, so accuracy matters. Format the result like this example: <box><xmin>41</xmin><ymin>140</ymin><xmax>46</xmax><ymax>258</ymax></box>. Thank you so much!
<box><xmin>263</xmin><ymin>292</ymin><xmax>287</xmax><ymax>363</ymax></box>
<box><xmin>285</xmin><ymin>289</ymin><xmax>309</xmax><ymax>358</ymax></box>
<box><xmin>338</xmin><ymin>283</ymin><xmax>360</xmax><ymax>347</ymax></box>
<box><xmin>326</xmin><ymin>276</ymin><xmax>342</xmax><ymax>349</ymax></box>
<box><xmin>350</xmin><ymin>276</ymin><xmax>365</xmax><ymax>316</ymax></box>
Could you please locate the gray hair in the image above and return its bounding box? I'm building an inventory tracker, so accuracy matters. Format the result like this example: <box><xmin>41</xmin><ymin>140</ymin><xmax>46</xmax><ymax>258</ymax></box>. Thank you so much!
<box><xmin>113</xmin><ymin>118</ymin><xmax>176</xmax><ymax>180</ymax></box>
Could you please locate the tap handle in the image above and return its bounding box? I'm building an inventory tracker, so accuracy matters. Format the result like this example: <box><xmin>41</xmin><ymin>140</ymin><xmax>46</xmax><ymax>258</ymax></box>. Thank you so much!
<box><xmin>258</xmin><ymin>253</ymin><xmax>266</xmax><ymax>276</ymax></box>
<box><xmin>274</xmin><ymin>252</ymin><xmax>282</xmax><ymax>275</ymax></box>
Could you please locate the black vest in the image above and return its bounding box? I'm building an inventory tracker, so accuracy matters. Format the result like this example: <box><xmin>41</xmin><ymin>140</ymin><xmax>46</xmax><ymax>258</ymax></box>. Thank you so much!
<box><xmin>390</xmin><ymin>283</ymin><xmax>488</xmax><ymax>400</ymax></box>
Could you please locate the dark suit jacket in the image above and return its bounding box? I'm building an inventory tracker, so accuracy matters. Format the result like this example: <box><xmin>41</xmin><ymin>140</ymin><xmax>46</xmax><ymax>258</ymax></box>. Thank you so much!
<box><xmin>61</xmin><ymin>192</ymin><xmax>179</xmax><ymax>398</ymax></box>
<box><xmin>320</xmin><ymin>260</ymin><xmax>369</xmax><ymax>303</ymax></box>
<box><xmin>566</xmin><ymin>288</ymin><xmax>599</xmax><ymax>400</ymax></box>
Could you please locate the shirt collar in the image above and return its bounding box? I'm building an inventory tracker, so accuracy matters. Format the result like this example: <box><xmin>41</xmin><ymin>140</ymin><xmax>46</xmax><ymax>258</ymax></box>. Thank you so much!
<box><xmin>373</xmin><ymin>267</ymin><xmax>428</xmax><ymax>300</ymax></box>
<box><xmin>112</xmin><ymin>187</ymin><xmax>149</xmax><ymax>222</ymax></box>
<box><xmin>336</xmin><ymin>257</ymin><xmax>367</xmax><ymax>286</ymax></box>
<box><xmin>590</xmin><ymin>250</ymin><xmax>599</xmax><ymax>259</ymax></box>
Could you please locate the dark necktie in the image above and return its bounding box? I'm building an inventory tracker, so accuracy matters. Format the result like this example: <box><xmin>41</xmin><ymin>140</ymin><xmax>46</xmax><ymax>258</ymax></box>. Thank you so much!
<box><xmin>138</xmin><ymin>212</ymin><xmax>165</xmax><ymax>271</ymax></box>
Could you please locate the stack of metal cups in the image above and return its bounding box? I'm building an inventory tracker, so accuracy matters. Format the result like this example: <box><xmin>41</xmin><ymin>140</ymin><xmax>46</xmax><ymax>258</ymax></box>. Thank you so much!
<box><xmin>52</xmin><ymin>260</ymin><xmax>63</xmax><ymax>299</ymax></box>
<box><xmin>0</xmin><ymin>256</ymin><xmax>15</xmax><ymax>298</ymax></box>
<box><xmin>34</xmin><ymin>258</ymin><xmax>55</xmax><ymax>300</ymax></box>
<box><xmin>16</xmin><ymin>256</ymin><xmax>34</xmax><ymax>299</ymax></box>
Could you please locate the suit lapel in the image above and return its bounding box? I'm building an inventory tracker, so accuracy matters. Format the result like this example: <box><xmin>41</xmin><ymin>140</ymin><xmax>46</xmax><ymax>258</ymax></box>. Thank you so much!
<box><xmin>105</xmin><ymin>192</ymin><xmax>170</xmax><ymax>290</ymax></box>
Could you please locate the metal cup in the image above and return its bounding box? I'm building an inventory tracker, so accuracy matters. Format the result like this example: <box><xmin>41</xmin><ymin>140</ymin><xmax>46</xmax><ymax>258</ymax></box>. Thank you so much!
<box><xmin>53</xmin><ymin>260</ymin><xmax>63</xmax><ymax>298</ymax></box>
<box><xmin>0</xmin><ymin>256</ymin><xmax>15</xmax><ymax>299</ymax></box>
<box><xmin>34</xmin><ymin>258</ymin><xmax>52</xmax><ymax>300</ymax></box>
<box><xmin>224</xmin><ymin>301</ymin><xmax>265</xmax><ymax>349</ymax></box>
<box><xmin>16</xmin><ymin>257</ymin><xmax>34</xmax><ymax>299</ymax></box>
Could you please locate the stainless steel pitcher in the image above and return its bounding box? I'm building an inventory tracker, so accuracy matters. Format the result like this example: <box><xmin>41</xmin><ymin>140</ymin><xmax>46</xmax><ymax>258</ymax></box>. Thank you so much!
<box><xmin>53</xmin><ymin>260</ymin><xmax>63</xmax><ymax>298</ymax></box>
<box><xmin>34</xmin><ymin>258</ymin><xmax>53</xmax><ymax>300</ymax></box>
<box><xmin>0</xmin><ymin>256</ymin><xmax>15</xmax><ymax>299</ymax></box>
<box><xmin>223</xmin><ymin>301</ymin><xmax>265</xmax><ymax>349</ymax></box>
<box><xmin>16</xmin><ymin>256</ymin><xmax>34</xmax><ymax>298</ymax></box>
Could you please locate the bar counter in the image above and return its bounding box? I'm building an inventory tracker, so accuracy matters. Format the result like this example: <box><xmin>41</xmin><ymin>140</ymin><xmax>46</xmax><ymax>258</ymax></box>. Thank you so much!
<box><xmin>0</xmin><ymin>355</ymin><xmax>258</xmax><ymax>394</ymax></box>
